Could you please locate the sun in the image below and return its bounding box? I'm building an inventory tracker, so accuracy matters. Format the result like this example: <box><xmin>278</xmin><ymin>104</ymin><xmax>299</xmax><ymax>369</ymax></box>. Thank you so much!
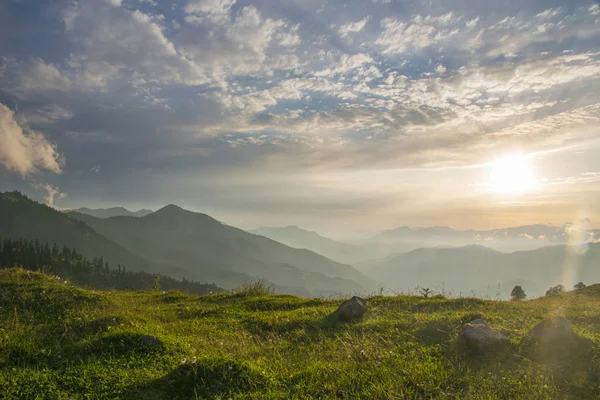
<box><xmin>488</xmin><ymin>154</ymin><xmax>536</xmax><ymax>194</ymax></box>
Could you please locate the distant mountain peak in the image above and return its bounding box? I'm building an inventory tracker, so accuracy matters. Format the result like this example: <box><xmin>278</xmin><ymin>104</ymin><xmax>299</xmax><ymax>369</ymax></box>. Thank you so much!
<box><xmin>156</xmin><ymin>204</ymin><xmax>185</xmax><ymax>213</ymax></box>
<box><xmin>65</xmin><ymin>206</ymin><xmax>153</xmax><ymax>219</ymax></box>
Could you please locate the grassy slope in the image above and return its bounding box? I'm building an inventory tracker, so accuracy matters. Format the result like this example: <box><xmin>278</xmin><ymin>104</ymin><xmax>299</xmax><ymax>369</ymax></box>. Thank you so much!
<box><xmin>2</xmin><ymin>269</ymin><xmax>600</xmax><ymax>399</ymax></box>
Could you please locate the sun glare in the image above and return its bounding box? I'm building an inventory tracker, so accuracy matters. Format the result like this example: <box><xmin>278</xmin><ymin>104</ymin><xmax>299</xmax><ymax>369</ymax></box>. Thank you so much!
<box><xmin>488</xmin><ymin>154</ymin><xmax>536</xmax><ymax>194</ymax></box>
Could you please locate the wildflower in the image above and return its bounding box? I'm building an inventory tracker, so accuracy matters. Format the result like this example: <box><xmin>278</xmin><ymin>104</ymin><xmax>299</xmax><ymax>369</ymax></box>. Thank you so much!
<box><xmin>181</xmin><ymin>358</ymin><xmax>187</xmax><ymax>364</ymax></box>
<box><xmin>228</xmin><ymin>366</ymin><xmax>233</xmax><ymax>370</ymax></box>
<box><xmin>191</xmin><ymin>357</ymin><xmax>197</xmax><ymax>364</ymax></box>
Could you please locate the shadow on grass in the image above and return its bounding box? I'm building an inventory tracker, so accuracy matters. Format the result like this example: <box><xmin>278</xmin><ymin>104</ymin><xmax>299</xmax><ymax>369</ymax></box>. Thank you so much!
<box><xmin>444</xmin><ymin>330</ymin><xmax>600</xmax><ymax>398</ymax></box>
<box><xmin>64</xmin><ymin>332</ymin><xmax>166</xmax><ymax>361</ymax></box>
<box><xmin>121</xmin><ymin>356</ymin><xmax>268</xmax><ymax>400</ymax></box>
<box><xmin>521</xmin><ymin>334</ymin><xmax>599</xmax><ymax>390</ymax></box>
<box><xmin>0</xmin><ymin>318</ymin><xmax>155</xmax><ymax>368</ymax></box>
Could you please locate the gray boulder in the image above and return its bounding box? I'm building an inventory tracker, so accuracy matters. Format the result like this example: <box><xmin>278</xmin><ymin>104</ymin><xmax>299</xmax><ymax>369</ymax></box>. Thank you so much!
<box><xmin>335</xmin><ymin>296</ymin><xmax>368</xmax><ymax>320</ymax></box>
<box><xmin>528</xmin><ymin>316</ymin><xmax>573</xmax><ymax>343</ymax></box>
<box><xmin>460</xmin><ymin>319</ymin><xmax>509</xmax><ymax>351</ymax></box>
<box><xmin>140</xmin><ymin>335</ymin><xmax>160</xmax><ymax>346</ymax></box>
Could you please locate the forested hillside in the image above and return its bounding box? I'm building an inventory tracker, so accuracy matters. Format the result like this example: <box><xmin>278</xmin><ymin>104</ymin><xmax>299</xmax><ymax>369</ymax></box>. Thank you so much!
<box><xmin>0</xmin><ymin>237</ymin><xmax>221</xmax><ymax>294</ymax></box>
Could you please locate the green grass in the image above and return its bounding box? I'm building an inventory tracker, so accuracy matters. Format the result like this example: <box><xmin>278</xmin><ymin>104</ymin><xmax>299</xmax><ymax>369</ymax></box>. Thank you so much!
<box><xmin>2</xmin><ymin>268</ymin><xmax>600</xmax><ymax>399</ymax></box>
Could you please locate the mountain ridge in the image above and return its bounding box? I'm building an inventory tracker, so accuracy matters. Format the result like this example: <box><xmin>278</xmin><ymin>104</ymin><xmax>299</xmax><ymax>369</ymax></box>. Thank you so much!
<box><xmin>64</xmin><ymin>206</ymin><xmax>154</xmax><ymax>218</ymax></box>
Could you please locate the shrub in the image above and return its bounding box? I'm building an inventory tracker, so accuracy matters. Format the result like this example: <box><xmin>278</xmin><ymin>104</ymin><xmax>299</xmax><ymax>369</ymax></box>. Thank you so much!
<box><xmin>574</xmin><ymin>282</ymin><xmax>586</xmax><ymax>290</ymax></box>
<box><xmin>545</xmin><ymin>284</ymin><xmax>565</xmax><ymax>297</ymax></box>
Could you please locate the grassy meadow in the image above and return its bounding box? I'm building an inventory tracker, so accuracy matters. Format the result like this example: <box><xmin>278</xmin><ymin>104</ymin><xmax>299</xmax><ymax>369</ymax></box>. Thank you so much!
<box><xmin>2</xmin><ymin>268</ymin><xmax>600</xmax><ymax>399</ymax></box>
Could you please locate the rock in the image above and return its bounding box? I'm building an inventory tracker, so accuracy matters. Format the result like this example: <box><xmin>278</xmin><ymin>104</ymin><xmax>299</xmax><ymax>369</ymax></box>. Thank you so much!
<box><xmin>460</xmin><ymin>319</ymin><xmax>509</xmax><ymax>351</ymax></box>
<box><xmin>528</xmin><ymin>316</ymin><xmax>573</xmax><ymax>343</ymax></box>
<box><xmin>335</xmin><ymin>296</ymin><xmax>368</xmax><ymax>320</ymax></box>
<box><xmin>140</xmin><ymin>335</ymin><xmax>160</xmax><ymax>346</ymax></box>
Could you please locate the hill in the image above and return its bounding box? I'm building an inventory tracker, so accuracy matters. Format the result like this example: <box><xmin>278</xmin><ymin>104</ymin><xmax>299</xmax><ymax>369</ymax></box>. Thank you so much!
<box><xmin>0</xmin><ymin>237</ymin><xmax>221</xmax><ymax>294</ymax></box>
<box><xmin>363</xmin><ymin>243</ymin><xmax>600</xmax><ymax>298</ymax></box>
<box><xmin>249</xmin><ymin>225</ymin><xmax>373</xmax><ymax>264</ymax></box>
<box><xmin>64</xmin><ymin>207</ymin><xmax>154</xmax><ymax>218</ymax></box>
<box><xmin>0</xmin><ymin>191</ymin><xmax>186</xmax><ymax>277</ymax></box>
<box><xmin>2</xmin><ymin>268</ymin><xmax>600</xmax><ymax>399</ymax></box>
<box><xmin>66</xmin><ymin>205</ymin><xmax>369</xmax><ymax>296</ymax></box>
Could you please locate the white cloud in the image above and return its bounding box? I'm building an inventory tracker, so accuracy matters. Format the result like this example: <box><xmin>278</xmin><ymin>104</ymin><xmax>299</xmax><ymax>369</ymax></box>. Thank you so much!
<box><xmin>185</xmin><ymin>0</ymin><xmax>237</xmax><ymax>25</ymax></box>
<box><xmin>0</xmin><ymin>103</ymin><xmax>63</xmax><ymax>176</ymax></box>
<box><xmin>376</xmin><ymin>13</ymin><xmax>461</xmax><ymax>54</ymax></box>
<box><xmin>58</xmin><ymin>2</ymin><xmax>209</xmax><ymax>89</ymax></box>
<box><xmin>19</xmin><ymin>59</ymin><xmax>75</xmax><ymax>91</ymax></box>
<box><xmin>338</xmin><ymin>17</ymin><xmax>369</xmax><ymax>38</ymax></box>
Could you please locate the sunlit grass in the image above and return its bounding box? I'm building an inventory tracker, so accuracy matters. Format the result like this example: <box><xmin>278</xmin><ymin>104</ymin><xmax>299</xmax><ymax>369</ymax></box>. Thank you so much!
<box><xmin>1</xmin><ymin>268</ymin><xmax>600</xmax><ymax>399</ymax></box>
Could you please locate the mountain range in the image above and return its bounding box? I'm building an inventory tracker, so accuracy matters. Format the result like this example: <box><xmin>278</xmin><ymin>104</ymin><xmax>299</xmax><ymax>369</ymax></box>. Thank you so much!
<box><xmin>360</xmin><ymin>243</ymin><xmax>600</xmax><ymax>298</ymax></box>
<box><xmin>64</xmin><ymin>207</ymin><xmax>154</xmax><ymax>218</ymax></box>
<box><xmin>66</xmin><ymin>206</ymin><xmax>369</xmax><ymax>296</ymax></box>
<box><xmin>4</xmin><ymin>190</ymin><xmax>600</xmax><ymax>299</ymax></box>
<box><xmin>0</xmin><ymin>192</ymin><xmax>369</xmax><ymax>296</ymax></box>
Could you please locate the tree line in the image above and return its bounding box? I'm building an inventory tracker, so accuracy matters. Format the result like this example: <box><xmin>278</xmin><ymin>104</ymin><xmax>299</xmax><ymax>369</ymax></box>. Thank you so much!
<box><xmin>0</xmin><ymin>237</ymin><xmax>222</xmax><ymax>294</ymax></box>
<box><xmin>510</xmin><ymin>282</ymin><xmax>587</xmax><ymax>301</ymax></box>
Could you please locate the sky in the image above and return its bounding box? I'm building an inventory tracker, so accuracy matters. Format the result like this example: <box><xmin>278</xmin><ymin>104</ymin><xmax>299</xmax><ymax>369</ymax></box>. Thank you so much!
<box><xmin>1</xmin><ymin>0</ymin><xmax>600</xmax><ymax>234</ymax></box>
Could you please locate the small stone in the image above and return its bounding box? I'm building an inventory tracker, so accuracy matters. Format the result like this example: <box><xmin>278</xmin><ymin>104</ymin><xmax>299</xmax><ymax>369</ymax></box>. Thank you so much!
<box><xmin>460</xmin><ymin>319</ymin><xmax>509</xmax><ymax>351</ymax></box>
<box><xmin>528</xmin><ymin>316</ymin><xmax>573</xmax><ymax>343</ymax></box>
<box><xmin>335</xmin><ymin>296</ymin><xmax>368</xmax><ymax>320</ymax></box>
<box><xmin>140</xmin><ymin>335</ymin><xmax>159</xmax><ymax>346</ymax></box>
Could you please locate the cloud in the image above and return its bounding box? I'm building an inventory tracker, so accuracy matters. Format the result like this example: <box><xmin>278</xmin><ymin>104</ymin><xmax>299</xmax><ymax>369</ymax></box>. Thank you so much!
<box><xmin>1</xmin><ymin>0</ymin><xmax>600</xmax><ymax>229</ymax></box>
<box><xmin>0</xmin><ymin>103</ymin><xmax>63</xmax><ymax>176</ymax></box>
<box><xmin>34</xmin><ymin>183</ymin><xmax>67</xmax><ymax>208</ymax></box>
<box><xmin>338</xmin><ymin>17</ymin><xmax>369</xmax><ymax>38</ymax></box>
<box><xmin>375</xmin><ymin>12</ymin><xmax>462</xmax><ymax>54</ymax></box>
<box><xmin>24</xmin><ymin>105</ymin><xmax>73</xmax><ymax>125</ymax></box>
<box><xmin>184</xmin><ymin>0</ymin><xmax>237</xmax><ymax>25</ymax></box>
<box><xmin>54</xmin><ymin>2</ymin><xmax>210</xmax><ymax>91</ymax></box>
